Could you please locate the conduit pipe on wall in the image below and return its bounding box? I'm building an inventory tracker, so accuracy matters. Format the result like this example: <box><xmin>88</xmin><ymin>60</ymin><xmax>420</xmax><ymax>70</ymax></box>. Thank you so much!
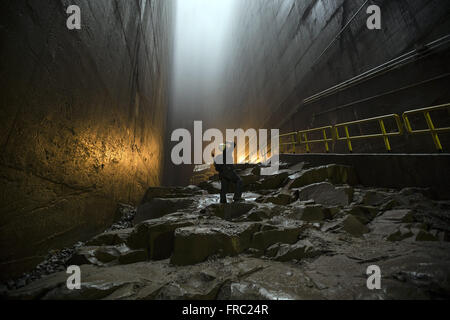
<box><xmin>303</xmin><ymin>34</ymin><xmax>450</xmax><ymax>107</ymax></box>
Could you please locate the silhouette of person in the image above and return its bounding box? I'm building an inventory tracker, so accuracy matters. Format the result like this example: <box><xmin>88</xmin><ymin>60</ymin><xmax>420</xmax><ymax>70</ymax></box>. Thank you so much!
<box><xmin>213</xmin><ymin>141</ymin><xmax>243</xmax><ymax>204</ymax></box>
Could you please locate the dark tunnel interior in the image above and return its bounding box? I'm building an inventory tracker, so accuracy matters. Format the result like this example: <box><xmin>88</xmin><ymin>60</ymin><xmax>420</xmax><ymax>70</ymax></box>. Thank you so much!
<box><xmin>1</xmin><ymin>0</ymin><xmax>450</xmax><ymax>302</ymax></box>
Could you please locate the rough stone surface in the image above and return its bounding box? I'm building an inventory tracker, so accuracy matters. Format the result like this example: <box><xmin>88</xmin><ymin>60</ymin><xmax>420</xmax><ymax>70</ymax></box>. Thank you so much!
<box><xmin>345</xmin><ymin>205</ymin><xmax>379</xmax><ymax>225</ymax></box>
<box><xmin>290</xmin><ymin>165</ymin><xmax>358</xmax><ymax>189</ymax></box>
<box><xmin>0</xmin><ymin>0</ymin><xmax>174</xmax><ymax>280</ymax></box>
<box><xmin>342</xmin><ymin>215</ymin><xmax>370</xmax><ymax>237</ymax></box>
<box><xmin>203</xmin><ymin>203</ymin><xmax>256</xmax><ymax>221</ymax></box>
<box><xmin>3</xmin><ymin>161</ymin><xmax>450</xmax><ymax>300</ymax></box>
<box><xmin>141</xmin><ymin>186</ymin><xmax>202</xmax><ymax>202</ymax></box>
<box><xmin>128</xmin><ymin>213</ymin><xmax>199</xmax><ymax>260</ymax></box>
<box><xmin>250</xmin><ymin>224</ymin><xmax>304</xmax><ymax>251</ymax></box>
<box><xmin>295</xmin><ymin>182</ymin><xmax>353</xmax><ymax>206</ymax></box>
<box><xmin>171</xmin><ymin>222</ymin><xmax>260</xmax><ymax>266</ymax></box>
<box><xmin>134</xmin><ymin>198</ymin><xmax>195</xmax><ymax>224</ymax></box>
<box><xmin>273</xmin><ymin>240</ymin><xmax>319</xmax><ymax>262</ymax></box>
<box><xmin>86</xmin><ymin>229</ymin><xmax>134</xmax><ymax>247</ymax></box>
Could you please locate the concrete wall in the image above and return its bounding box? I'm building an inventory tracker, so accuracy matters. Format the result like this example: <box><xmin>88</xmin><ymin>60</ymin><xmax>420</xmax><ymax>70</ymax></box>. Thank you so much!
<box><xmin>221</xmin><ymin>0</ymin><xmax>450</xmax><ymax>153</ymax></box>
<box><xmin>0</xmin><ymin>0</ymin><xmax>173</xmax><ymax>279</ymax></box>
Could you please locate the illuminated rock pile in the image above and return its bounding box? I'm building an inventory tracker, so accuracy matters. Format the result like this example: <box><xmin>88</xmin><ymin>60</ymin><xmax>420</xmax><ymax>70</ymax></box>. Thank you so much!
<box><xmin>3</xmin><ymin>161</ymin><xmax>450</xmax><ymax>299</ymax></box>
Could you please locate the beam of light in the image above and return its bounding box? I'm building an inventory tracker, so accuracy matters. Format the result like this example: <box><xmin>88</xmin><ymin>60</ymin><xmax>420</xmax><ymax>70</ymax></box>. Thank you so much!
<box><xmin>171</xmin><ymin>0</ymin><xmax>237</xmax><ymax>128</ymax></box>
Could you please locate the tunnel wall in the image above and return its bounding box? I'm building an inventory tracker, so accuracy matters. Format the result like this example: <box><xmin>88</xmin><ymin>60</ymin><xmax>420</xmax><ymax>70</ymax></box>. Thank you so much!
<box><xmin>0</xmin><ymin>0</ymin><xmax>173</xmax><ymax>280</ymax></box>
<box><xmin>222</xmin><ymin>0</ymin><xmax>450</xmax><ymax>153</ymax></box>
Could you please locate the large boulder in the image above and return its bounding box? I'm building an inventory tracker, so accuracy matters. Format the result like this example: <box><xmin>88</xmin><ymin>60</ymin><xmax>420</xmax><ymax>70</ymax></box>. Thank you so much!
<box><xmin>250</xmin><ymin>223</ymin><xmax>304</xmax><ymax>250</ymax></box>
<box><xmin>273</xmin><ymin>240</ymin><xmax>320</xmax><ymax>262</ymax></box>
<box><xmin>294</xmin><ymin>182</ymin><xmax>353</xmax><ymax>206</ymax></box>
<box><xmin>134</xmin><ymin>198</ymin><xmax>195</xmax><ymax>224</ymax></box>
<box><xmin>129</xmin><ymin>213</ymin><xmax>198</xmax><ymax>260</ymax></box>
<box><xmin>345</xmin><ymin>205</ymin><xmax>379</xmax><ymax>224</ymax></box>
<box><xmin>287</xmin><ymin>204</ymin><xmax>330</xmax><ymax>222</ymax></box>
<box><xmin>171</xmin><ymin>222</ymin><xmax>260</xmax><ymax>265</ymax></box>
<box><xmin>369</xmin><ymin>210</ymin><xmax>415</xmax><ymax>240</ymax></box>
<box><xmin>378</xmin><ymin>209</ymin><xmax>415</xmax><ymax>223</ymax></box>
<box><xmin>290</xmin><ymin>164</ymin><xmax>358</xmax><ymax>189</ymax></box>
<box><xmin>254</xmin><ymin>172</ymin><xmax>289</xmax><ymax>190</ymax></box>
<box><xmin>361</xmin><ymin>190</ymin><xmax>390</xmax><ymax>206</ymax></box>
<box><xmin>239</xmin><ymin>168</ymin><xmax>260</xmax><ymax>187</ymax></box>
<box><xmin>342</xmin><ymin>215</ymin><xmax>369</xmax><ymax>237</ymax></box>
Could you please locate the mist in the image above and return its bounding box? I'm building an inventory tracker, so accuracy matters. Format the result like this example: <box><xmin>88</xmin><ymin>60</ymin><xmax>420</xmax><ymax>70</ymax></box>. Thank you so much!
<box><xmin>170</xmin><ymin>0</ymin><xmax>237</xmax><ymax>130</ymax></box>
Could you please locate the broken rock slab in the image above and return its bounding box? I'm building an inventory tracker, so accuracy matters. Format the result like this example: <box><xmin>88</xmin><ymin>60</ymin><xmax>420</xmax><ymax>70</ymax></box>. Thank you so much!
<box><xmin>345</xmin><ymin>205</ymin><xmax>379</xmax><ymax>225</ymax></box>
<box><xmin>171</xmin><ymin>222</ymin><xmax>260</xmax><ymax>266</ymax></box>
<box><xmin>413</xmin><ymin>230</ymin><xmax>439</xmax><ymax>242</ymax></box>
<box><xmin>389</xmin><ymin>227</ymin><xmax>441</xmax><ymax>242</ymax></box>
<box><xmin>290</xmin><ymin>164</ymin><xmax>358</xmax><ymax>189</ymax></box>
<box><xmin>287</xmin><ymin>203</ymin><xmax>338</xmax><ymax>222</ymax></box>
<box><xmin>361</xmin><ymin>190</ymin><xmax>392</xmax><ymax>206</ymax></box>
<box><xmin>253</xmin><ymin>172</ymin><xmax>289</xmax><ymax>190</ymax></box>
<box><xmin>203</xmin><ymin>203</ymin><xmax>256</xmax><ymax>221</ymax></box>
<box><xmin>273</xmin><ymin>240</ymin><xmax>320</xmax><ymax>262</ymax></box>
<box><xmin>129</xmin><ymin>213</ymin><xmax>199</xmax><ymax>260</ymax></box>
<box><xmin>234</xmin><ymin>204</ymin><xmax>286</xmax><ymax>222</ymax></box>
<box><xmin>386</xmin><ymin>227</ymin><xmax>415</xmax><ymax>242</ymax></box>
<box><xmin>379</xmin><ymin>209</ymin><xmax>415</xmax><ymax>223</ymax></box>
<box><xmin>6</xmin><ymin>262</ymin><xmax>170</xmax><ymax>300</ymax></box>
<box><xmin>250</xmin><ymin>222</ymin><xmax>305</xmax><ymax>251</ymax></box>
<box><xmin>294</xmin><ymin>182</ymin><xmax>353</xmax><ymax>206</ymax></box>
<box><xmin>141</xmin><ymin>186</ymin><xmax>202</xmax><ymax>202</ymax></box>
<box><xmin>217</xmin><ymin>259</ymin><xmax>323</xmax><ymax>300</ymax></box>
<box><xmin>86</xmin><ymin>228</ymin><xmax>134</xmax><ymax>246</ymax></box>
<box><xmin>265</xmin><ymin>192</ymin><xmax>295</xmax><ymax>205</ymax></box>
<box><xmin>369</xmin><ymin>210</ymin><xmax>416</xmax><ymax>240</ymax></box>
<box><xmin>69</xmin><ymin>245</ymin><xmax>148</xmax><ymax>267</ymax></box>
<box><xmin>342</xmin><ymin>215</ymin><xmax>369</xmax><ymax>237</ymax></box>
<box><xmin>134</xmin><ymin>198</ymin><xmax>195</xmax><ymax>224</ymax></box>
<box><xmin>118</xmin><ymin>249</ymin><xmax>148</xmax><ymax>265</ymax></box>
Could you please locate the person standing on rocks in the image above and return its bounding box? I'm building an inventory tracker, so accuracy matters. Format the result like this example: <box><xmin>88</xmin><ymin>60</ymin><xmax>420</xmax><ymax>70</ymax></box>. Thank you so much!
<box><xmin>213</xmin><ymin>141</ymin><xmax>243</xmax><ymax>204</ymax></box>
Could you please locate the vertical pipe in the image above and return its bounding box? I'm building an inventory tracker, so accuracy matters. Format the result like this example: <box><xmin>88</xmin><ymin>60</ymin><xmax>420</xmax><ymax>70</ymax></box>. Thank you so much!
<box><xmin>424</xmin><ymin>112</ymin><xmax>443</xmax><ymax>151</ymax></box>
<box><xmin>344</xmin><ymin>126</ymin><xmax>353</xmax><ymax>152</ymax></box>
<box><xmin>379</xmin><ymin>119</ymin><xmax>391</xmax><ymax>151</ymax></box>
<box><xmin>323</xmin><ymin>129</ymin><xmax>330</xmax><ymax>153</ymax></box>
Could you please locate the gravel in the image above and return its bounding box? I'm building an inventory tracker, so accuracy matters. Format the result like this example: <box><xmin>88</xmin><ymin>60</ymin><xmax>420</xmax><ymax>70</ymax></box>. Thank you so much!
<box><xmin>2</xmin><ymin>203</ymin><xmax>136</xmax><ymax>291</ymax></box>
